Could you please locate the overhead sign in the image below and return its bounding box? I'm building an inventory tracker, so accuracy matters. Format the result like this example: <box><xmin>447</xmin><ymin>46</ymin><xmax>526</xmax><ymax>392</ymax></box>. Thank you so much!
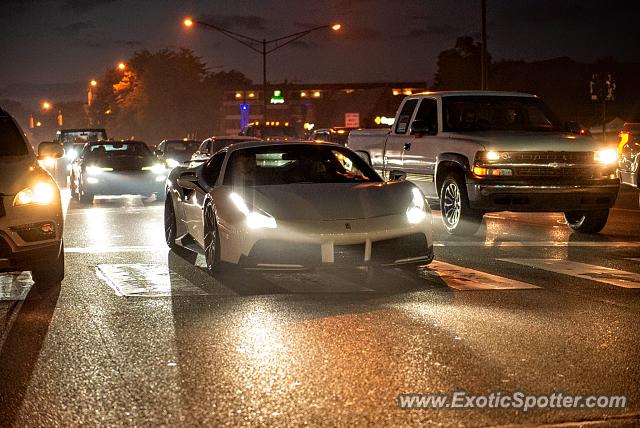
<box><xmin>345</xmin><ymin>112</ymin><xmax>360</xmax><ymax>128</ymax></box>
<box><xmin>270</xmin><ymin>89</ymin><xmax>284</xmax><ymax>104</ymax></box>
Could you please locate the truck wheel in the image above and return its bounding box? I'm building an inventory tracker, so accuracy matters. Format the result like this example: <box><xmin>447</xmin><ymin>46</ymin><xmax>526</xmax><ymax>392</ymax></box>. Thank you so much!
<box><xmin>440</xmin><ymin>173</ymin><xmax>483</xmax><ymax>236</ymax></box>
<box><xmin>32</xmin><ymin>241</ymin><xmax>65</xmax><ymax>284</ymax></box>
<box><xmin>564</xmin><ymin>209</ymin><xmax>609</xmax><ymax>233</ymax></box>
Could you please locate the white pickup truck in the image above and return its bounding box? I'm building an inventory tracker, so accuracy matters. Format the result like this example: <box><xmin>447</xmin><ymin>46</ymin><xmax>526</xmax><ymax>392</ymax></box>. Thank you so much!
<box><xmin>348</xmin><ymin>91</ymin><xmax>620</xmax><ymax>235</ymax></box>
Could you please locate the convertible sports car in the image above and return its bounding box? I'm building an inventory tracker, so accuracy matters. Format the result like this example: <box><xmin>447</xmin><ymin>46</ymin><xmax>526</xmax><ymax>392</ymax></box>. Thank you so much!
<box><xmin>164</xmin><ymin>141</ymin><xmax>434</xmax><ymax>271</ymax></box>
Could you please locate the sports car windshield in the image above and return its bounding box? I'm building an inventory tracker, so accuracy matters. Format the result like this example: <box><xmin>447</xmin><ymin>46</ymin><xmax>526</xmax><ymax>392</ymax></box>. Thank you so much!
<box><xmin>223</xmin><ymin>145</ymin><xmax>381</xmax><ymax>186</ymax></box>
<box><xmin>442</xmin><ymin>96</ymin><xmax>564</xmax><ymax>132</ymax></box>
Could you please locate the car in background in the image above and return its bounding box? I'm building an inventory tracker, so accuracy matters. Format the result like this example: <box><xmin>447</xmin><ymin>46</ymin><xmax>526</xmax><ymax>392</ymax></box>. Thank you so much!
<box><xmin>191</xmin><ymin>136</ymin><xmax>261</xmax><ymax>162</ymax></box>
<box><xmin>239</xmin><ymin>121</ymin><xmax>299</xmax><ymax>140</ymax></box>
<box><xmin>70</xmin><ymin>140</ymin><xmax>167</xmax><ymax>203</ymax></box>
<box><xmin>618</xmin><ymin>122</ymin><xmax>640</xmax><ymax>203</ymax></box>
<box><xmin>0</xmin><ymin>108</ymin><xmax>65</xmax><ymax>283</ymax></box>
<box><xmin>155</xmin><ymin>139</ymin><xmax>200</xmax><ymax>168</ymax></box>
<box><xmin>310</xmin><ymin>127</ymin><xmax>355</xmax><ymax>146</ymax></box>
<box><xmin>164</xmin><ymin>141</ymin><xmax>433</xmax><ymax>272</ymax></box>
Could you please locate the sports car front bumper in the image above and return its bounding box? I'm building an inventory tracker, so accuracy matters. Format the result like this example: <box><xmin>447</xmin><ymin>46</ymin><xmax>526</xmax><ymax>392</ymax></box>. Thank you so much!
<box><xmin>219</xmin><ymin>212</ymin><xmax>433</xmax><ymax>268</ymax></box>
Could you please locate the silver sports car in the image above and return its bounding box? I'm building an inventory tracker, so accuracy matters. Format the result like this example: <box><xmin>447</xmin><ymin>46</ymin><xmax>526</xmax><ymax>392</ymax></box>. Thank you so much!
<box><xmin>164</xmin><ymin>141</ymin><xmax>434</xmax><ymax>271</ymax></box>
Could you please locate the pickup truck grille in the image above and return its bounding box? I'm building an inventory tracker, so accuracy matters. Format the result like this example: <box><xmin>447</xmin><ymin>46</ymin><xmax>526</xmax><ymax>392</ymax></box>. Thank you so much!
<box><xmin>507</xmin><ymin>151</ymin><xmax>593</xmax><ymax>164</ymax></box>
<box><xmin>515</xmin><ymin>167</ymin><xmax>594</xmax><ymax>178</ymax></box>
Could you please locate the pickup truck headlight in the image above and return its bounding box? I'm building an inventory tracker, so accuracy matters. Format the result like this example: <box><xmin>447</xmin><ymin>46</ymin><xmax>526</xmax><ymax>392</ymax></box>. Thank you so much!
<box><xmin>406</xmin><ymin>188</ymin><xmax>427</xmax><ymax>224</ymax></box>
<box><xmin>230</xmin><ymin>192</ymin><xmax>277</xmax><ymax>229</ymax></box>
<box><xmin>594</xmin><ymin>148</ymin><xmax>617</xmax><ymax>165</ymax></box>
<box><xmin>14</xmin><ymin>182</ymin><xmax>56</xmax><ymax>206</ymax></box>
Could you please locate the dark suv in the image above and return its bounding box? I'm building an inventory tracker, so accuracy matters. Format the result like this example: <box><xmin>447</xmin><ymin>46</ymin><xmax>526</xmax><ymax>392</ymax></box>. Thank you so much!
<box><xmin>618</xmin><ymin>123</ymin><xmax>640</xmax><ymax>202</ymax></box>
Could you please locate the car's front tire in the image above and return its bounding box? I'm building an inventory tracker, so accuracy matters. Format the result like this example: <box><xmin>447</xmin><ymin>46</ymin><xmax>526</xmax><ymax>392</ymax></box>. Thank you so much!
<box><xmin>564</xmin><ymin>209</ymin><xmax>609</xmax><ymax>233</ymax></box>
<box><xmin>79</xmin><ymin>179</ymin><xmax>94</xmax><ymax>204</ymax></box>
<box><xmin>440</xmin><ymin>173</ymin><xmax>483</xmax><ymax>236</ymax></box>
<box><xmin>164</xmin><ymin>195</ymin><xmax>177</xmax><ymax>249</ymax></box>
<box><xmin>31</xmin><ymin>241</ymin><xmax>64</xmax><ymax>284</ymax></box>
<box><xmin>203</xmin><ymin>203</ymin><xmax>220</xmax><ymax>274</ymax></box>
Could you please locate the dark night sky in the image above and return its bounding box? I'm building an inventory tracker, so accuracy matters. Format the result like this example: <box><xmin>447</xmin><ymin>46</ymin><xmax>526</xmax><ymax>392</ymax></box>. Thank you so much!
<box><xmin>1</xmin><ymin>0</ymin><xmax>638</xmax><ymax>88</ymax></box>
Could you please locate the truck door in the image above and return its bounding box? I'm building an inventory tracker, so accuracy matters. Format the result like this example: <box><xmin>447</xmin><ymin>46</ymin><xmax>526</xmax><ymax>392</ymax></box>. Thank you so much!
<box><xmin>403</xmin><ymin>97</ymin><xmax>438</xmax><ymax>197</ymax></box>
<box><xmin>383</xmin><ymin>98</ymin><xmax>419</xmax><ymax>180</ymax></box>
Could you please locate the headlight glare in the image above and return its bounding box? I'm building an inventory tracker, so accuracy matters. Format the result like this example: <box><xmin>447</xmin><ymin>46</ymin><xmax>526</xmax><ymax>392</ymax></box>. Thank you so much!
<box><xmin>406</xmin><ymin>187</ymin><xmax>427</xmax><ymax>224</ymax></box>
<box><xmin>143</xmin><ymin>163</ymin><xmax>167</xmax><ymax>174</ymax></box>
<box><xmin>166</xmin><ymin>158</ymin><xmax>180</xmax><ymax>168</ymax></box>
<box><xmin>14</xmin><ymin>182</ymin><xmax>56</xmax><ymax>206</ymax></box>
<box><xmin>230</xmin><ymin>192</ymin><xmax>277</xmax><ymax>229</ymax></box>
<box><xmin>594</xmin><ymin>148</ymin><xmax>617</xmax><ymax>165</ymax></box>
<box><xmin>66</xmin><ymin>148</ymin><xmax>78</xmax><ymax>161</ymax></box>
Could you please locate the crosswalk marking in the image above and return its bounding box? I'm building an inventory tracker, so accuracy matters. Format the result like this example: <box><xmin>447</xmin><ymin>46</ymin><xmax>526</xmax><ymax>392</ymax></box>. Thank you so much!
<box><xmin>422</xmin><ymin>260</ymin><xmax>540</xmax><ymax>291</ymax></box>
<box><xmin>499</xmin><ymin>259</ymin><xmax>640</xmax><ymax>289</ymax></box>
<box><xmin>97</xmin><ymin>264</ymin><xmax>215</xmax><ymax>297</ymax></box>
<box><xmin>434</xmin><ymin>241</ymin><xmax>640</xmax><ymax>248</ymax></box>
<box><xmin>0</xmin><ymin>272</ymin><xmax>33</xmax><ymax>301</ymax></box>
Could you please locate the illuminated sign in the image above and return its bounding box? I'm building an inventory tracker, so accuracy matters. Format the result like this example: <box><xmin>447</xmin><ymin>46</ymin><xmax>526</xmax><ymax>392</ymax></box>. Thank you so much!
<box><xmin>270</xmin><ymin>89</ymin><xmax>284</xmax><ymax>104</ymax></box>
<box><xmin>345</xmin><ymin>113</ymin><xmax>360</xmax><ymax>128</ymax></box>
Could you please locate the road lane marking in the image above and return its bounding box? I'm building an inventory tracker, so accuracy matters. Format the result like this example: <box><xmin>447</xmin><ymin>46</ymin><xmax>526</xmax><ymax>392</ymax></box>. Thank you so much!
<box><xmin>434</xmin><ymin>241</ymin><xmax>640</xmax><ymax>247</ymax></box>
<box><xmin>499</xmin><ymin>259</ymin><xmax>640</xmax><ymax>289</ymax></box>
<box><xmin>422</xmin><ymin>260</ymin><xmax>540</xmax><ymax>290</ymax></box>
<box><xmin>0</xmin><ymin>272</ymin><xmax>33</xmax><ymax>300</ymax></box>
<box><xmin>97</xmin><ymin>264</ymin><xmax>215</xmax><ymax>297</ymax></box>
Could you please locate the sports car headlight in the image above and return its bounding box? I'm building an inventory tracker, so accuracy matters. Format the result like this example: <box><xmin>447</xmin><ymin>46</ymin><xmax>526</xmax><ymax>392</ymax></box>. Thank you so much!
<box><xmin>142</xmin><ymin>163</ymin><xmax>167</xmax><ymax>174</ymax></box>
<box><xmin>594</xmin><ymin>148</ymin><xmax>617</xmax><ymax>165</ymax></box>
<box><xmin>406</xmin><ymin>187</ymin><xmax>427</xmax><ymax>224</ymax></box>
<box><xmin>66</xmin><ymin>148</ymin><xmax>78</xmax><ymax>161</ymax></box>
<box><xmin>14</xmin><ymin>182</ymin><xmax>56</xmax><ymax>206</ymax></box>
<box><xmin>230</xmin><ymin>192</ymin><xmax>277</xmax><ymax>229</ymax></box>
<box><xmin>165</xmin><ymin>158</ymin><xmax>180</xmax><ymax>169</ymax></box>
<box><xmin>86</xmin><ymin>165</ymin><xmax>113</xmax><ymax>175</ymax></box>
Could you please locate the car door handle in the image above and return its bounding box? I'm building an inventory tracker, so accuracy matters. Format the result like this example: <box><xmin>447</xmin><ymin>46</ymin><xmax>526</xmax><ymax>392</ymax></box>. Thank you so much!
<box><xmin>404</xmin><ymin>143</ymin><xmax>412</xmax><ymax>151</ymax></box>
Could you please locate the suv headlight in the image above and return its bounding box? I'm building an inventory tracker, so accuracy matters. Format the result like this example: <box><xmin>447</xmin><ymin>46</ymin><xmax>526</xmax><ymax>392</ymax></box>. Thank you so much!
<box><xmin>86</xmin><ymin>165</ymin><xmax>113</xmax><ymax>175</ymax></box>
<box><xmin>406</xmin><ymin>187</ymin><xmax>427</xmax><ymax>224</ymax></box>
<box><xmin>594</xmin><ymin>148</ymin><xmax>617</xmax><ymax>165</ymax></box>
<box><xmin>14</xmin><ymin>182</ymin><xmax>56</xmax><ymax>206</ymax></box>
<box><xmin>230</xmin><ymin>192</ymin><xmax>277</xmax><ymax>229</ymax></box>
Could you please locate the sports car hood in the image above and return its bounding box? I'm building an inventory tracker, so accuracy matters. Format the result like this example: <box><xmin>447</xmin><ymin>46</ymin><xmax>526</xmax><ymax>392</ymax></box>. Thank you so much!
<box><xmin>89</xmin><ymin>155</ymin><xmax>157</xmax><ymax>171</ymax></box>
<box><xmin>0</xmin><ymin>155</ymin><xmax>50</xmax><ymax>195</ymax></box>
<box><xmin>244</xmin><ymin>181</ymin><xmax>417</xmax><ymax>221</ymax></box>
<box><xmin>449</xmin><ymin>131</ymin><xmax>606</xmax><ymax>152</ymax></box>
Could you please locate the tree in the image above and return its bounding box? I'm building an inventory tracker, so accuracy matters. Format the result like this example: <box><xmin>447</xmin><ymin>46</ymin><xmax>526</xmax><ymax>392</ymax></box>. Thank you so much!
<box><xmin>90</xmin><ymin>48</ymin><xmax>252</xmax><ymax>143</ymax></box>
<box><xmin>433</xmin><ymin>36</ymin><xmax>487</xmax><ymax>90</ymax></box>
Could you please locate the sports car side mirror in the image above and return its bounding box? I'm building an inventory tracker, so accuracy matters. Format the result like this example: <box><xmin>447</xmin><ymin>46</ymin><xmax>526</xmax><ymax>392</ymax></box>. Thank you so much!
<box><xmin>177</xmin><ymin>173</ymin><xmax>199</xmax><ymax>190</ymax></box>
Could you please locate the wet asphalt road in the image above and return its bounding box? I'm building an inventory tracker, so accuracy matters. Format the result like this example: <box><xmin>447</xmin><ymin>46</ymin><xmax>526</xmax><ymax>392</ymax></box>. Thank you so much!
<box><xmin>1</xmin><ymin>188</ymin><xmax>640</xmax><ymax>427</ymax></box>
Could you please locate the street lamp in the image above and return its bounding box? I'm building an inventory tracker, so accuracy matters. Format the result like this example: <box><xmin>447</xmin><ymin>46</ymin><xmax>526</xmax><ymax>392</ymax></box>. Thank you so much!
<box><xmin>42</xmin><ymin>101</ymin><xmax>52</xmax><ymax>111</ymax></box>
<box><xmin>183</xmin><ymin>17</ymin><xmax>341</xmax><ymax>120</ymax></box>
<box><xmin>90</xmin><ymin>79</ymin><xmax>98</xmax><ymax>87</ymax></box>
<box><xmin>117</xmin><ymin>62</ymin><xmax>126</xmax><ymax>71</ymax></box>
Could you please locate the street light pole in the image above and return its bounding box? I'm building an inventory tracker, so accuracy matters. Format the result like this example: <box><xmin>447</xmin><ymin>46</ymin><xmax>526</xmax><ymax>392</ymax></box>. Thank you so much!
<box><xmin>184</xmin><ymin>18</ymin><xmax>341</xmax><ymax>121</ymax></box>
<box><xmin>480</xmin><ymin>0</ymin><xmax>488</xmax><ymax>90</ymax></box>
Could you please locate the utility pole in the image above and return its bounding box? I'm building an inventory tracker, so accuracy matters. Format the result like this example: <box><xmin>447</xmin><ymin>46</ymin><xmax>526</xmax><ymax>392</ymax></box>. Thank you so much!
<box><xmin>262</xmin><ymin>39</ymin><xmax>268</xmax><ymax>121</ymax></box>
<box><xmin>480</xmin><ymin>0</ymin><xmax>488</xmax><ymax>90</ymax></box>
<box><xmin>590</xmin><ymin>72</ymin><xmax>616</xmax><ymax>144</ymax></box>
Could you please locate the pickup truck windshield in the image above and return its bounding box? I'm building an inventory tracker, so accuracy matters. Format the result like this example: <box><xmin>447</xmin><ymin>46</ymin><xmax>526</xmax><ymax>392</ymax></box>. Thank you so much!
<box><xmin>0</xmin><ymin>116</ymin><xmax>29</xmax><ymax>156</ymax></box>
<box><xmin>442</xmin><ymin>96</ymin><xmax>563</xmax><ymax>132</ymax></box>
<box><xmin>223</xmin><ymin>145</ymin><xmax>381</xmax><ymax>186</ymax></box>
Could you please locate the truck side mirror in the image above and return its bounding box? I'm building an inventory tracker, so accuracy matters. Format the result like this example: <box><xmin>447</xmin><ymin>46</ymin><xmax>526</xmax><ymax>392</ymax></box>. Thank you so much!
<box><xmin>410</xmin><ymin>119</ymin><xmax>437</xmax><ymax>136</ymax></box>
<box><xmin>38</xmin><ymin>142</ymin><xmax>64</xmax><ymax>159</ymax></box>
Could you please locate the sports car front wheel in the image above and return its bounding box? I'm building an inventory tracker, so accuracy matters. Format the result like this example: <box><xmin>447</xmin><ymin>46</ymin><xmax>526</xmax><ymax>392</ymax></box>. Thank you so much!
<box><xmin>164</xmin><ymin>196</ymin><xmax>177</xmax><ymax>249</ymax></box>
<box><xmin>204</xmin><ymin>204</ymin><xmax>220</xmax><ymax>273</ymax></box>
